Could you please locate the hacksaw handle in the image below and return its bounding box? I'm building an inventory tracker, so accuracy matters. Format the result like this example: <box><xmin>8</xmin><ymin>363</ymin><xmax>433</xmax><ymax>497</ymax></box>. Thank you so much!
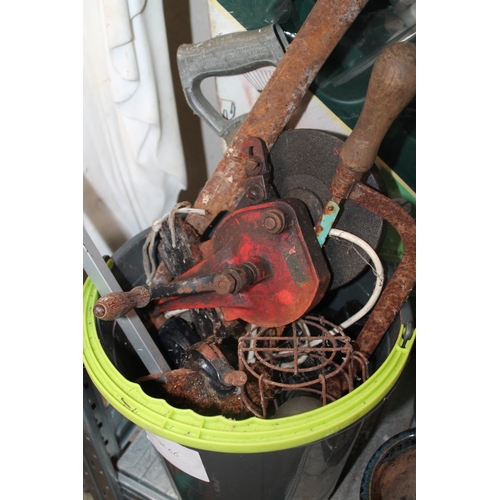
<box><xmin>340</xmin><ymin>42</ymin><xmax>416</xmax><ymax>174</ymax></box>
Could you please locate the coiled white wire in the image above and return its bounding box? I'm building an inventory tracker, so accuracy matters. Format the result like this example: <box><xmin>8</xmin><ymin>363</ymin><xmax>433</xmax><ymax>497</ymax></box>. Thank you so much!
<box><xmin>330</xmin><ymin>228</ymin><xmax>385</xmax><ymax>329</ymax></box>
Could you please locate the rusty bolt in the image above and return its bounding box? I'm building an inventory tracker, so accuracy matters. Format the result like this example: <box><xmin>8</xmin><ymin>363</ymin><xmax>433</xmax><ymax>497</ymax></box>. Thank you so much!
<box><xmin>223</xmin><ymin>370</ymin><xmax>248</xmax><ymax>387</ymax></box>
<box><xmin>213</xmin><ymin>273</ymin><xmax>237</xmax><ymax>295</ymax></box>
<box><xmin>245</xmin><ymin>184</ymin><xmax>265</xmax><ymax>203</ymax></box>
<box><xmin>262</xmin><ymin>209</ymin><xmax>286</xmax><ymax>234</ymax></box>
<box><xmin>230</xmin><ymin>156</ymin><xmax>261</xmax><ymax>175</ymax></box>
<box><xmin>244</xmin><ymin>158</ymin><xmax>262</xmax><ymax>176</ymax></box>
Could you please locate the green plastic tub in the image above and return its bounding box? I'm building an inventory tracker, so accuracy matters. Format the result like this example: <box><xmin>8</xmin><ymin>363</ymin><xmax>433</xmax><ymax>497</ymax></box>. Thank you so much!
<box><xmin>84</xmin><ymin>275</ymin><xmax>415</xmax><ymax>454</ymax></box>
<box><xmin>84</xmin><ymin>260</ymin><xmax>414</xmax><ymax>499</ymax></box>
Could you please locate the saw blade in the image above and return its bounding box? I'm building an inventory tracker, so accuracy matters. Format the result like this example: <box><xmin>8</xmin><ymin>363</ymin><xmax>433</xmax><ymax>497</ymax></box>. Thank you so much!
<box><xmin>269</xmin><ymin>129</ymin><xmax>386</xmax><ymax>290</ymax></box>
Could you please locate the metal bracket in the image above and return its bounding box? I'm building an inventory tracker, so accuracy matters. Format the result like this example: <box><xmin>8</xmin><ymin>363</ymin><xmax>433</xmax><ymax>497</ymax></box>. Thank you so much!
<box><xmin>83</xmin><ymin>227</ymin><xmax>171</xmax><ymax>378</ymax></box>
<box><xmin>237</xmin><ymin>136</ymin><xmax>278</xmax><ymax>209</ymax></box>
<box><xmin>315</xmin><ymin>200</ymin><xmax>341</xmax><ymax>247</ymax></box>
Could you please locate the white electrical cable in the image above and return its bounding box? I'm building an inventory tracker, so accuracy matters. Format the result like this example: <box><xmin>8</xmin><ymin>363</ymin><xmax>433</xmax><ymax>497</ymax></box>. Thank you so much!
<box><xmin>142</xmin><ymin>202</ymin><xmax>206</xmax><ymax>286</ymax></box>
<box><xmin>246</xmin><ymin>326</ymin><xmax>258</xmax><ymax>364</ymax></box>
<box><xmin>163</xmin><ymin>309</ymin><xmax>190</xmax><ymax>320</ymax></box>
<box><xmin>329</xmin><ymin>228</ymin><xmax>385</xmax><ymax>329</ymax></box>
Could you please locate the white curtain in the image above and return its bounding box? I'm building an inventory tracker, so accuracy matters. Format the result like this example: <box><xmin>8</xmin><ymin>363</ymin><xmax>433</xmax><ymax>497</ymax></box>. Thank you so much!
<box><xmin>83</xmin><ymin>0</ymin><xmax>187</xmax><ymax>255</ymax></box>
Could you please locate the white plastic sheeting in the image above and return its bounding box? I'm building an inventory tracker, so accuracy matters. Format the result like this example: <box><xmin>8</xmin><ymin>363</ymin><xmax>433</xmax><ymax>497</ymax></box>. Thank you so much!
<box><xmin>83</xmin><ymin>0</ymin><xmax>187</xmax><ymax>255</ymax></box>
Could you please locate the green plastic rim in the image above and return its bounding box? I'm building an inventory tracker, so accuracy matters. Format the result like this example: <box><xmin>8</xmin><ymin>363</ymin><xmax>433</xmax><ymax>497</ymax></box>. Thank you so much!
<box><xmin>83</xmin><ymin>275</ymin><xmax>415</xmax><ymax>454</ymax></box>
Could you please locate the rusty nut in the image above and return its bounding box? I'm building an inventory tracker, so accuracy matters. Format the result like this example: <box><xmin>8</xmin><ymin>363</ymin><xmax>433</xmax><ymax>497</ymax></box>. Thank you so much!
<box><xmin>262</xmin><ymin>209</ymin><xmax>286</xmax><ymax>234</ymax></box>
<box><xmin>213</xmin><ymin>273</ymin><xmax>237</xmax><ymax>295</ymax></box>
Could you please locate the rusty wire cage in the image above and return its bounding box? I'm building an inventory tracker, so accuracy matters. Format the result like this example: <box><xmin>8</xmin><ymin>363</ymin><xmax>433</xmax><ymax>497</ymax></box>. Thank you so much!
<box><xmin>238</xmin><ymin>314</ymin><xmax>369</xmax><ymax>418</ymax></box>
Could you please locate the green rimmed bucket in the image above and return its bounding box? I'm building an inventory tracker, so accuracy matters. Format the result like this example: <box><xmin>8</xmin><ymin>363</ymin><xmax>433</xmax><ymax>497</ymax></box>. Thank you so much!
<box><xmin>83</xmin><ymin>230</ymin><xmax>415</xmax><ymax>499</ymax></box>
<box><xmin>83</xmin><ymin>256</ymin><xmax>415</xmax><ymax>500</ymax></box>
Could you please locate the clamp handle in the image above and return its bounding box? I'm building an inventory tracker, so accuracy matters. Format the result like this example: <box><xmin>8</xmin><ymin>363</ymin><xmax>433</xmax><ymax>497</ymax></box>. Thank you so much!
<box><xmin>340</xmin><ymin>42</ymin><xmax>416</xmax><ymax>175</ymax></box>
<box><xmin>93</xmin><ymin>286</ymin><xmax>151</xmax><ymax>321</ymax></box>
<box><xmin>177</xmin><ymin>24</ymin><xmax>288</xmax><ymax>138</ymax></box>
<box><xmin>93</xmin><ymin>262</ymin><xmax>268</xmax><ymax>321</ymax></box>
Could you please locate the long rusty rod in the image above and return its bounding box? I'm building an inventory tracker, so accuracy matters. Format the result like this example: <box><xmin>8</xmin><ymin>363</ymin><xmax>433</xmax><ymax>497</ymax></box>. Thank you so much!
<box><xmin>186</xmin><ymin>0</ymin><xmax>370</xmax><ymax>235</ymax></box>
<box><xmin>348</xmin><ymin>182</ymin><xmax>416</xmax><ymax>358</ymax></box>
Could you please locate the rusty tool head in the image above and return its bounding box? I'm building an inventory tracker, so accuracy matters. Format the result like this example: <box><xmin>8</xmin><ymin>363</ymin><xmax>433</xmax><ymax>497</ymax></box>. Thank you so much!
<box><xmin>158</xmin><ymin>342</ymin><xmax>250</xmax><ymax>418</ymax></box>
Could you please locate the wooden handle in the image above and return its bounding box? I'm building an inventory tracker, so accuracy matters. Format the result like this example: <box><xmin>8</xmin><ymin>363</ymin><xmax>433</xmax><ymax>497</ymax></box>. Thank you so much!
<box><xmin>340</xmin><ymin>42</ymin><xmax>416</xmax><ymax>174</ymax></box>
<box><xmin>93</xmin><ymin>286</ymin><xmax>151</xmax><ymax>321</ymax></box>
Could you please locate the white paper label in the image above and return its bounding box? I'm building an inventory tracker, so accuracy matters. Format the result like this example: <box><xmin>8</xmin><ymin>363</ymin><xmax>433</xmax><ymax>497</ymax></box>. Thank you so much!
<box><xmin>146</xmin><ymin>432</ymin><xmax>210</xmax><ymax>482</ymax></box>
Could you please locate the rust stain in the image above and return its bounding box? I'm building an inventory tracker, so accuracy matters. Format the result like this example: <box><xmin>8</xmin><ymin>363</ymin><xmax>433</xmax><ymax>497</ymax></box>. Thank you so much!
<box><xmin>328</xmin><ymin>163</ymin><xmax>362</xmax><ymax>205</ymax></box>
<box><xmin>160</xmin><ymin>369</ymin><xmax>252</xmax><ymax>418</ymax></box>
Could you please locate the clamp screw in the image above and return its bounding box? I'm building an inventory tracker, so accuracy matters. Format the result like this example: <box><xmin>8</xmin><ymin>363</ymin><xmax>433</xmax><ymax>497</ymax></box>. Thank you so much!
<box><xmin>262</xmin><ymin>209</ymin><xmax>286</xmax><ymax>234</ymax></box>
<box><xmin>213</xmin><ymin>273</ymin><xmax>237</xmax><ymax>294</ymax></box>
<box><xmin>213</xmin><ymin>263</ymin><xmax>261</xmax><ymax>295</ymax></box>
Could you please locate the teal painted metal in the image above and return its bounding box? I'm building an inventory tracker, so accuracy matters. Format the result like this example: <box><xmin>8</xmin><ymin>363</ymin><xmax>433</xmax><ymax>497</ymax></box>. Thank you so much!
<box><xmin>316</xmin><ymin>200</ymin><xmax>340</xmax><ymax>247</ymax></box>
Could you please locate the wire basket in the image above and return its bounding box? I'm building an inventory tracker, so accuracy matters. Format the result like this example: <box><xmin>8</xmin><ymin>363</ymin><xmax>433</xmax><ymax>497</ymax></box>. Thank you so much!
<box><xmin>238</xmin><ymin>315</ymin><xmax>369</xmax><ymax>418</ymax></box>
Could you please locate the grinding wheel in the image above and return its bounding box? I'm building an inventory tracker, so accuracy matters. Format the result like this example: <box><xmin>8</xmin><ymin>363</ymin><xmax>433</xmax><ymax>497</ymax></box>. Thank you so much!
<box><xmin>270</xmin><ymin>129</ymin><xmax>386</xmax><ymax>290</ymax></box>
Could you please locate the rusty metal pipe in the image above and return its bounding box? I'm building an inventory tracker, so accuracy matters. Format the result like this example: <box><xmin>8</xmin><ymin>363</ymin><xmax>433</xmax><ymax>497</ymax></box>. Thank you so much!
<box><xmin>348</xmin><ymin>182</ymin><xmax>416</xmax><ymax>358</ymax></box>
<box><xmin>187</xmin><ymin>0</ymin><xmax>370</xmax><ymax>235</ymax></box>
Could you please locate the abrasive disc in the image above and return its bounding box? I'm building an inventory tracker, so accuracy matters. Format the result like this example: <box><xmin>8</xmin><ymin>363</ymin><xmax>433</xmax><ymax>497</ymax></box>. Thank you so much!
<box><xmin>270</xmin><ymin>129</ymin><xmax>385</xmax><ymax>289</ymax></box>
